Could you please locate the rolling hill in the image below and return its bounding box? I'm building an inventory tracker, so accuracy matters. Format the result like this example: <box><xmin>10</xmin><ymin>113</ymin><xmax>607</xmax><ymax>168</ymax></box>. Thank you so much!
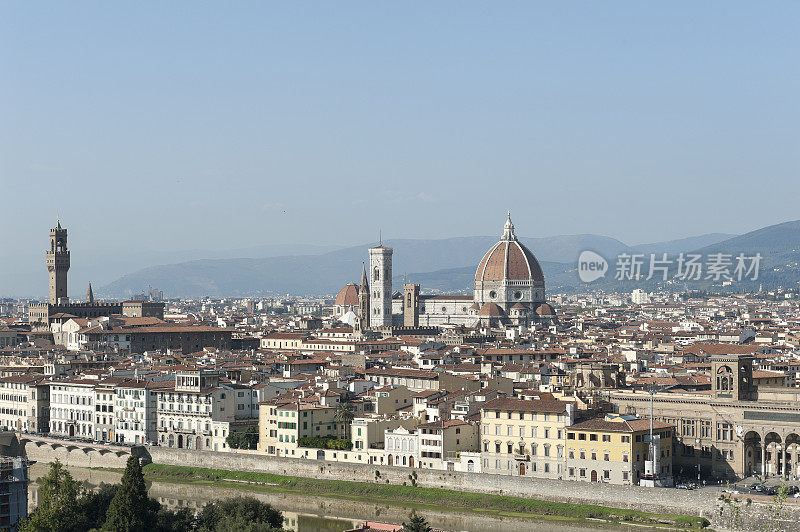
<box><xmin>100</xmin><ymin>231</ymin><xmax>747</xmax><ymax>298</ymax></box>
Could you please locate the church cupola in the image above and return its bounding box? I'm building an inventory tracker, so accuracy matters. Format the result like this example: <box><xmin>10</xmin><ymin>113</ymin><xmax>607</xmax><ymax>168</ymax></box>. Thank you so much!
<box><xmin>502</xmin><ymin>212</ymin><xmax>516</xmax><ymax>241</ymax></box>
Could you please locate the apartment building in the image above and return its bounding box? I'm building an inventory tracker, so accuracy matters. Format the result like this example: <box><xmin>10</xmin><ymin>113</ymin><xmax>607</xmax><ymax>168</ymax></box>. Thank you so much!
<box><xmin>364</xmin><ymin>368</ymin><xmax>440</xmax><ymax>392</ymax></box>
<box><xmin>48</xmin><ymin>379</ymin><xmax>98</xmax><ymax>439</ymax></box>
<box><xmin>114</xmin><ymin>380</ymin><xmax>160</xmax><ymax>445</ymax></box>
<box><xmin>417</xmin><ymin>419</ymin><xmax>479</xmax><ymax>470</ymax></box>
<box><xmin>258</xmin><ymin>399</ymin><xmax>339</xmax><ymax>458</ymax></box>
<box><xmin>565</xmin><ymin>414</ymin><xmax>675</xmax><ymax>485</ymax></box>
<box><xmin>348</xmin><ymin>416</ymin><xmax>418</xmax><ymax>463</ymax></box>
<box><xmin>480</xmin><ymin>396</ymin><xmax>576</xmax><ymax>478</ymax></box>
<box><xmin>361</xmin><ymin>385</ymin><xmax>412</xmax><ymax>415</ymax></box>
<box><xmin>94</xmin><ymin>380</ymin><xmax>116</xmax><ymax>442</ymax></box>
<box><xmin>0</xmin><ymin>457</ymin><xmax>28</xmax><ymax>531</ymax></box>
<box><xmin>0</xmin><ymin>375</ymin><xmax>49</xmax><ymax>433</ymax></box>
<box><xmin>156</xmin><ymin>369</ymin><xmax>255</xmax><ymax>451</ymax></box>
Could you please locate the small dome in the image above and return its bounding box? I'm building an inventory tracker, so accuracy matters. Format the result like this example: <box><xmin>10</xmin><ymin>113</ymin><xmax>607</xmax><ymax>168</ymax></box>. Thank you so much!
<box><xmin>335</xmin><ymin>284</ymin><xmax>360</xmax><ymax>306</ymax></box>
<box><xmin>535</xmin><ymin>303</ymin><xmax>556</xmax><ymax>316</ymax></box>
<box><xmin>478</xmin><ymin>302</ymin><xmax>506</xmax><ymax>317</ymax></box>
<box><xmin>511</xmin><ymin>302</ymin><xmax>527</xmax><ymax>310</ymax></box>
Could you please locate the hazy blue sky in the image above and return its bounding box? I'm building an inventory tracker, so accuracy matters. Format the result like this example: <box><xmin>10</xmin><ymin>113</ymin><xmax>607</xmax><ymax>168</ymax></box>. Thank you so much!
<box><xmin>3</xmin><ymin>2</ymin><xmax>799</xmax><ymax>261</ymax></box>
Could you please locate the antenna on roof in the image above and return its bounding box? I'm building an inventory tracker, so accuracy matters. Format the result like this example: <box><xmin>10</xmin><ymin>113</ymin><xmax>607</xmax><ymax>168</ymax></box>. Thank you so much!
<box><xmin>379</xmin><ymin>230</ymin><xmax>382</xmax><ymax>246</ymax></box>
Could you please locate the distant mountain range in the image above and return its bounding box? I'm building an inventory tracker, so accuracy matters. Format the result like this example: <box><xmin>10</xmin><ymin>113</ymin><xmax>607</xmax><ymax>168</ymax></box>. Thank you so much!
<box><xmin>98</xmin><ymin>227</ymin><xmax>790</xmax><ymax>298</ymax></box>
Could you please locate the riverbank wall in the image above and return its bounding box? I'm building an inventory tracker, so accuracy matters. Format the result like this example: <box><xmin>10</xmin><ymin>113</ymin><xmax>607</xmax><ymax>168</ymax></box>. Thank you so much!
<box><xmin>19</xmin><ymin>434</ymin><xmax>145</xmax><ymax>469</ymax></box>
<box><xmin>18</xmin><ymin>436</ymin><xmax>800</xmax><ymax>531</ymax></box>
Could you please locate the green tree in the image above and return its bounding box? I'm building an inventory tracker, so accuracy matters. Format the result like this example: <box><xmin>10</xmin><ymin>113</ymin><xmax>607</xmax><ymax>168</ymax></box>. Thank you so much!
<box><xmin>19</xmin><ymin>460</ymin><xmax>82</xmax><ymax>532</ymax></box>
<box><xmin>333</xmin><ymin>401</ymin><xmax>355</xmax><ymax>439</ymax></box>
<box><xmin>402</xmin><ymin>512</ymin><xmax>432</xmax><ymax>532</ymax></box>
<box><xmin>103</xmin><ymin>456</ymin><xmax>153</xmax><ymax>532</ymax></box>
<box><xmin>155</xmin><ymin>506</ymin><xmax>196</xmax><ymax>532</ymax></box>
<box><xmin>226</xmin><ymin>425</ymin><xmax>259</xmax><ymax>450</ymax></box>
<box><xmin>74</xmin><ymin>483</ymin><xmax>118</xmax><ymax>531</ymax></box>
<box><xmin>197</xmin><ymin>496</ymin><xmax>283</xmax><ymax>531</ymax></box>
<box><xmin>225</xmin><ymin>431</ymin><xmax>242</xmax><ymax>449</ymax></box>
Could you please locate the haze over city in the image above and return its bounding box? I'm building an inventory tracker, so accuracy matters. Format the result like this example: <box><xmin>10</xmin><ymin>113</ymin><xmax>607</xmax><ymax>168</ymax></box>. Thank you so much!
<box><xmin>3</xmin><ymin>3</ymin><xmax>799</xmax><ymax>261</ymax></box>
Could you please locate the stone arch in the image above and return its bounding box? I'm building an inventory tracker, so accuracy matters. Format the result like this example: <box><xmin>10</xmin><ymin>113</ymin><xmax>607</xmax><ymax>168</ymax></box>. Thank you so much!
<box><xmin>743</xmin><ymin>431</ymin><xmax>762</xmax><ymax>477</ymax></box>
<box><xmin>765</xmin><ymin>432</ymin><xmax>783</xmax><ymax>477</ymax></box>
<box><xmin>716</xmin><ymin>365</ymin><xmax>733</xmax><ymax>391</ymax></box>
<box><xmin>785</xmin><ymin>433</ymin><xmax>800</xmax><ymax>479</ymax></box>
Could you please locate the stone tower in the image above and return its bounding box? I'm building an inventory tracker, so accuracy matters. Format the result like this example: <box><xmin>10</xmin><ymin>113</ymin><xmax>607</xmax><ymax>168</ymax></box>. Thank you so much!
<box><xmin>403</xmin><ymin>283</ymin><xmax>420</xmax><ymax>327</ymax></box>
<box><xmin>356</xmin><ymin>263</ymin><xmax>370</xmax><ymax>331</ymax></box>
<box><xmin>46</xmin><ymin>219</ymin><xmax>70</xmax><ymax>304</ymax></box>
<box><xmin>369</xmin><ymin>245</ymin><xmax>393</xmax><ymax>327</ymax></box>
<box><xmin>711</xmin><ymin>353</ymin><xmax>754</xmax><ymax>401</ymax></box>
<box><xmin>86</xmin><ymin>282</ymin><xmax>94</xmax><ymax>303</ymax></box>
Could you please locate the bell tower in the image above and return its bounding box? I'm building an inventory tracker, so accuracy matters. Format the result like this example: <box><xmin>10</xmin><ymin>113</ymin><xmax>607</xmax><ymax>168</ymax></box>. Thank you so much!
<box><xmin>711</xmin><ymin>353</ymin><xmax>754</xmax><ymax>401</ymax></box>
<box><xmin>369</xmin><ymin>244</ymin><xmax>393</xmax><ymax>327</ymax></box>
<box><xmin>47</xmin><ymin>218</ymin><xmax>70</xmax><ymax>304</ymax></box>
<box><xmin>403</xmin><ymin>283</ymin><xmax>420</xmax><ymax>327</ymax></box>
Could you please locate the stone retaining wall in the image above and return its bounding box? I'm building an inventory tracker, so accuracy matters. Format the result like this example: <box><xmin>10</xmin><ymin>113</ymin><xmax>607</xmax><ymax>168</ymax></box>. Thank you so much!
<box><xmin>21</xmin><ymin>435</ymin><xmax>143</xmax><ymax>469</ymax></box>
<box><xmin>145</xmin><ymin>447</ymin><xmax>712</xmax><ymax>515</ymax></box>
<box><xmin>23</xmin><ymin>438</ymin><xmax>800</xmax><ymax>531</ymax></box>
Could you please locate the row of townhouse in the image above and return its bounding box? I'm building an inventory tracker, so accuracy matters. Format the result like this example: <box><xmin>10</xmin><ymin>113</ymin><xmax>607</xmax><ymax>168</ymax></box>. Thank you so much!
<box><xmin>255</xmin><ymin>387</ymin><xmax>674</xmax><ymax>486</ymax></box>
<box><xmin>0</xmin><ymin>369</ymin><xmax>260</xmax><ymax>452</ymax></box>
<box><xmin>257</xmin><ymin>397</ymin><xmax>483</xmax><ymax>472</ymax></box>
<box><xmin>479</xmin><ymin>396</ymin><xmax>674</xmax><ymax>485</ymax></box>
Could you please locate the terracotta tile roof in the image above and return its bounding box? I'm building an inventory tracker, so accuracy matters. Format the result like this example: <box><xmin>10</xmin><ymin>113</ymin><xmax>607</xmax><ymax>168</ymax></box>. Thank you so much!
<box><xmin>482</xmin><ymin>396</ymin><xmax>572</xmax><ymax>413</ymax></box>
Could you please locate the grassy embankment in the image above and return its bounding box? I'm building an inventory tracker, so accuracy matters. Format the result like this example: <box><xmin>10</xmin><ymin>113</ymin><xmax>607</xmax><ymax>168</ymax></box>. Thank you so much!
<box><xmin>136</xmin><ymin>463</ymin><xmax>710</xmax><ymax>529</ymax></box>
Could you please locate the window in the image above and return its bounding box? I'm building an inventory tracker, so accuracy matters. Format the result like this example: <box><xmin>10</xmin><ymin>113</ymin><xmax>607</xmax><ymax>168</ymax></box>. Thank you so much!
<box><xmin>589</xmin><ymin>434</ymin><xmax>598</xmax><ymax>441</ymax></box>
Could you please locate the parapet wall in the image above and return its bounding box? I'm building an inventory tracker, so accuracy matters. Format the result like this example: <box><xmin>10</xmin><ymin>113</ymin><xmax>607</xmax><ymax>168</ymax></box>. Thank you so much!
<box><xmin>18</xmin><ymin>438</ymin><xmax>799</xmax><ymax>531</ymax></box>
<box><xmin>20</xmin><ymin>435</ymin><xmax>144</xmax><ymax>469</ymax></box>
<box><xmin>145</xmin><ymin>448</ymin><xmax>800</xmax><ymax>530</ymax></box>
<box><xmin>145</xmin><ymin>447</ymin><xmax>709</xmax><ymax>515</ymax></box>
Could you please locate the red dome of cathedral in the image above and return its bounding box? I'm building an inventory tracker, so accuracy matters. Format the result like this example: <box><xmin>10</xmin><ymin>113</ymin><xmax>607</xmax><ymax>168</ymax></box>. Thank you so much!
<box><xmin>334</xmin><ymin>284</ymin><xmax>360</xmax><ymax>306</ymax></box>
<box><xmin>475</xmin><ymin>215</ymin><xmax>544</xmax><ymax>283</ymax></box>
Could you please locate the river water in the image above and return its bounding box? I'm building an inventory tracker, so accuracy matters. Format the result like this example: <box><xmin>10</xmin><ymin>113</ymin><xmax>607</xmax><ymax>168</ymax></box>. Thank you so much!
<box><xmin>28</xmin><ymin>463</ymin><xmax>628</xmax><ymax>532</ymax></box>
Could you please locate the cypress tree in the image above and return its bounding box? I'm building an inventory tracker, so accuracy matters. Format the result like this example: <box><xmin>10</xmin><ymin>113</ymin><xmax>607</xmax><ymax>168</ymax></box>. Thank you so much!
<box><xmin>103</xmin><ymin>456</ymin><xmax>152</xmax><ymax>531</ymax></box>
<box><xmin>402</xmin><ymin>513</ymin><xmax>432</xmax><ymax>532</ymax></box>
